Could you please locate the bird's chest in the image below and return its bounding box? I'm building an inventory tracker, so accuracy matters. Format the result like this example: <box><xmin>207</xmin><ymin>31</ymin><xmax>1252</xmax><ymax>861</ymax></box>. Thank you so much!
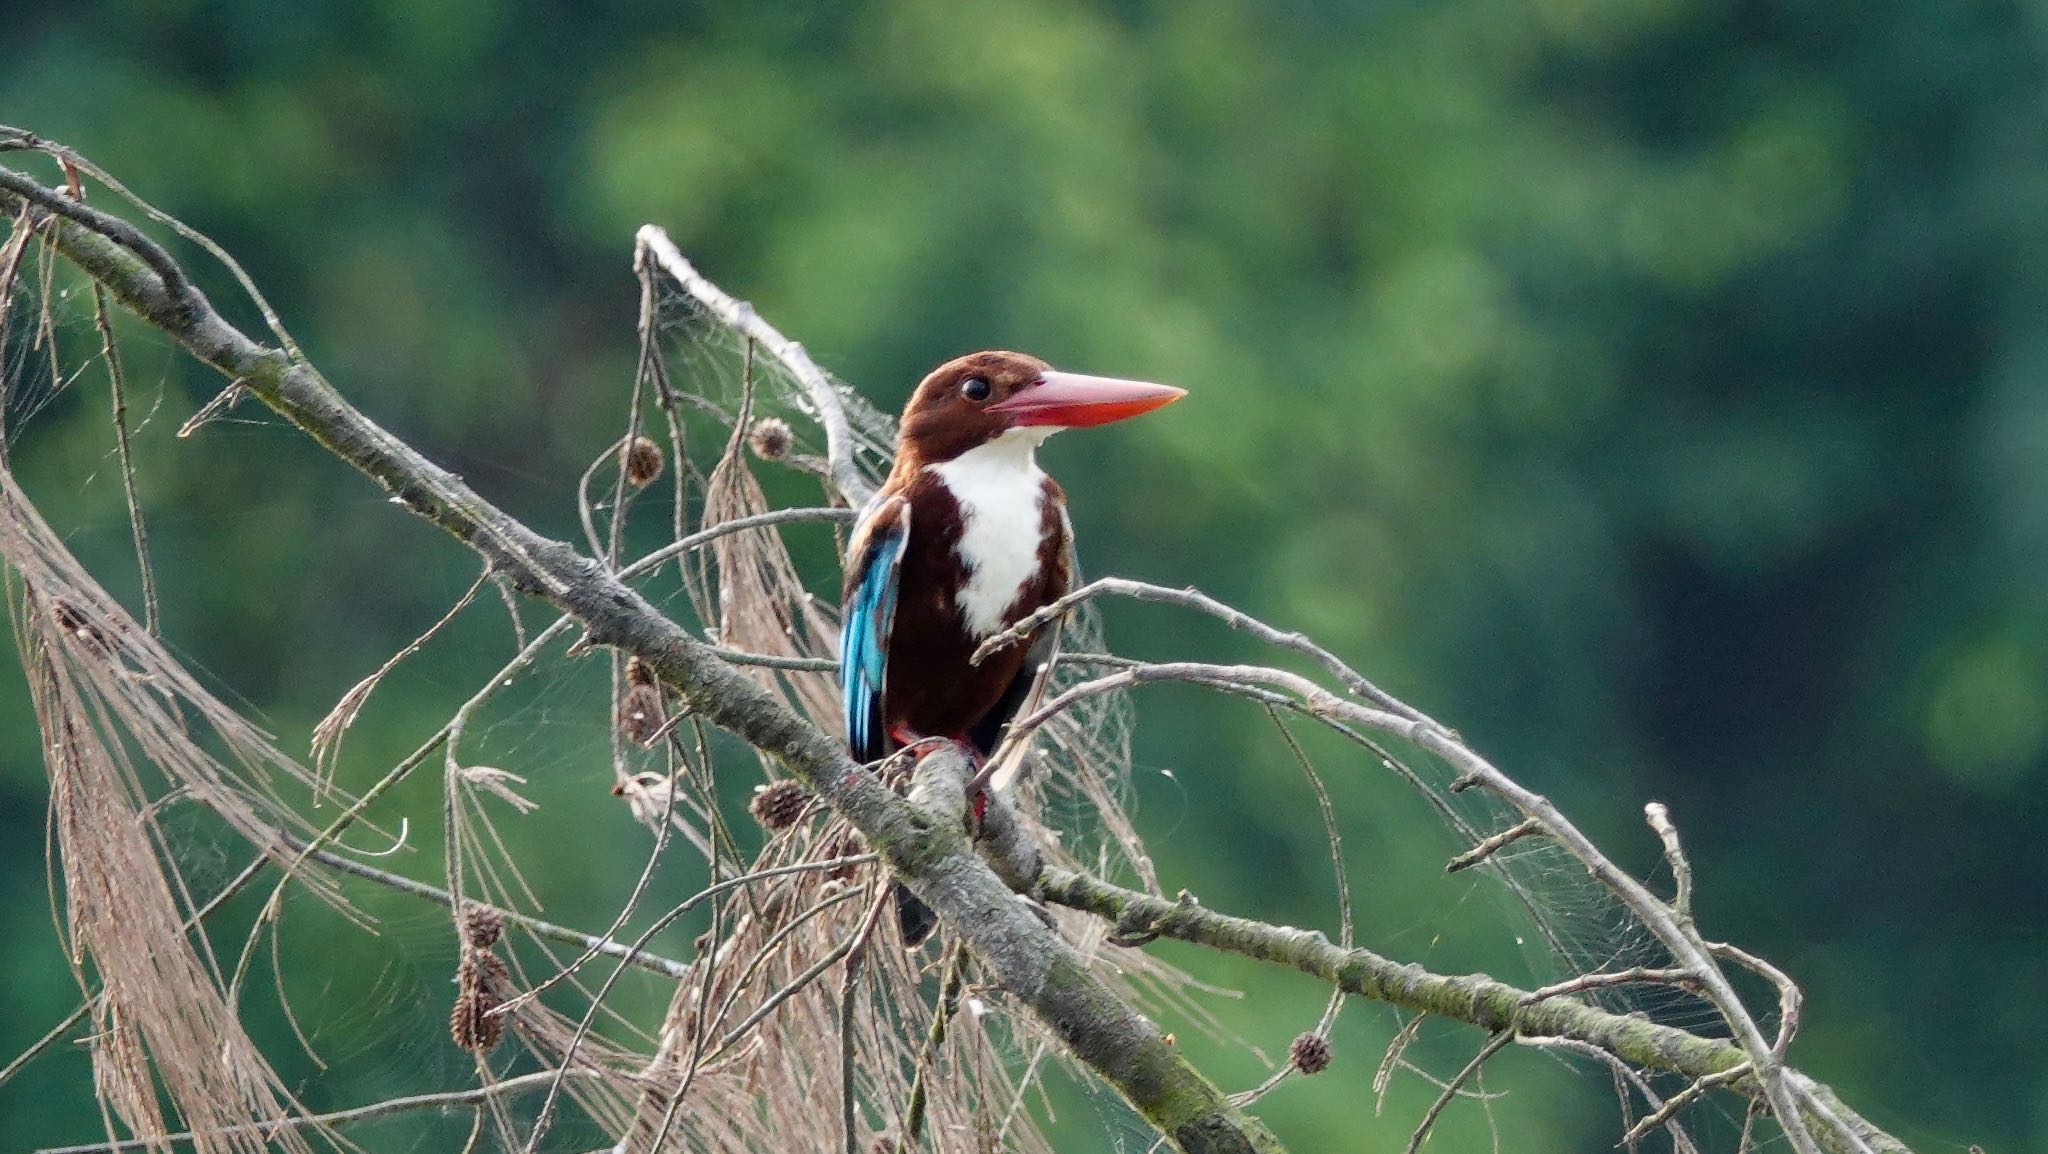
<box><xmin>917</xmin><ymin>455</ymin><xmax>1054</xmax><ymax>639</ymax></box>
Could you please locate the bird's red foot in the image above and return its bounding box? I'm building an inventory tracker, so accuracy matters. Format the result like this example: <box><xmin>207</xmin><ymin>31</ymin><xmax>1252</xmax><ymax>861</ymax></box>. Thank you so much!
<box><xmin>889</xmin><ymin>728</ymin><xmax>982</xmax><ymax>769</ymax></box>
<box><xmin>886</xmin><ymin>729</ymin><xmax>991</xmax><ymax>826</ymax></box>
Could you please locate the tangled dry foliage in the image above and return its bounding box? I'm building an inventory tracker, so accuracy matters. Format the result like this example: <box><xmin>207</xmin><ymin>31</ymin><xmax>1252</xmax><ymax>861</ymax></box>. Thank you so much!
<box><xmin>0</xmin><ymin>129</ymin><xmax>1916</xmax><ymax>1154</ymax></box>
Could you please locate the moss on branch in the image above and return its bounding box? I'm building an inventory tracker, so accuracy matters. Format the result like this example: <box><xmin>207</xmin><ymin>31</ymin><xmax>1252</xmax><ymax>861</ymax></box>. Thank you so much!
<box><xmin>1037</xmin><ymin>868</ymin><xmax>1911</xmax><ymax>1154</ymax></box>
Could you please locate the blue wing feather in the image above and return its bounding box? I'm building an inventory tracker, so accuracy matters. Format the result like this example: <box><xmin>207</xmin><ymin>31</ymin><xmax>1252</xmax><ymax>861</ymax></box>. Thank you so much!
<box><xmin>840</xmin><ymin>498</ymin><xmax>908</xmax><ymax>762</ymax></box>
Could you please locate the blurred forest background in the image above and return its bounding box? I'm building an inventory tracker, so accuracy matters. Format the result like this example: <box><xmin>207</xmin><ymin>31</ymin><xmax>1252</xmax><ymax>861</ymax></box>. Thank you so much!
<box><xmin>3</xmin><ymin>1</ymin><xmax>2044</xmax><ymax>1151</ymax></box>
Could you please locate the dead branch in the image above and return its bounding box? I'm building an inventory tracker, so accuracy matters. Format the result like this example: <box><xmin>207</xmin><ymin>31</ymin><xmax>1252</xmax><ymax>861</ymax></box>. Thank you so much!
<box><xmin>972</xmin><ymin>575</ymin><xmax>1422</xmax><ymax>722</ymax></box>
<box><xmin>1519</xmin><ymin>1036</ymin><xmax>1704</xmax><ymax>1154</ymax></box>
<box><xmin>1622</xmin><ymin>1064</ymin><xmax>1754</xmax><ymax>1147</ymax></box>
<box><xmin>636</xmin><ymin>227</ymin><xmax>873</xmax><ymax>508</ymax></box>
<box><xmin>1404</xmin><ymin>1031</ymin><xmax>1512</xmax><ymax>1154</ymax></box>
<box><xmin>1443</xmin><ymin>817</ymin><xmax>1543</xmax><ymax>873</ymax></box>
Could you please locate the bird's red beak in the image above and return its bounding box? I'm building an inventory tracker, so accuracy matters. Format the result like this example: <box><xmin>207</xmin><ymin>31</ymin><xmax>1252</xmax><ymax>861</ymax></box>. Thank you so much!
<box><xmin>988</xmin><ymin>370</ymin><xmax>1187</xmax><ymax>428</ymax></box>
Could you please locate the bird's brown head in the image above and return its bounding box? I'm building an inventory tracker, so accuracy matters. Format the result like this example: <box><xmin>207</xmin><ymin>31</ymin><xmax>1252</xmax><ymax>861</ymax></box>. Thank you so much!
<box><xmin>896</xmin><ymin>350</ymin><xmax>1185</xmax><ymax>464</ymax></box>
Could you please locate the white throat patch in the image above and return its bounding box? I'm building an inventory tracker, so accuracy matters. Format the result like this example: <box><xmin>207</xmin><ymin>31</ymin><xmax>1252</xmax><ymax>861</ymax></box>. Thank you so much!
<box><xmin>927</xmin><ymin>428</ymin><xmax>1052</xmax><ymax>638</ymax></box>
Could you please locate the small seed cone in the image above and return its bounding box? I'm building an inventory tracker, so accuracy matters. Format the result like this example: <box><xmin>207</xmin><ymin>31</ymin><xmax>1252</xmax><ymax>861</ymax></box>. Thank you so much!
<box><xmin>451</xmin><ymin>949</ymin><xmax>510</xmax><ymax>1052</ymax></box>
<box><xmin>748</xmin><ymin>417</ymin><xmax>793</xmax><ymax>461</ymax></box>
<box><xmin>749</xmin><ymin>779</ymin><xmax>811</xmax><ymax>830</ymax></box>
<box><xmin>623</xmin><ymin>435</ymin><xmax>664</xmax><ymax>487</ymax></box>
<box><xmin>618</xmin><ymin>681</ymin><xmax>665</xmax><ymax>745</ymax></box>
<box><xmin>1289</xmin><ymin>1031</ymin><xmax>1332</xmax><ymax>1074</ymax></box>
<box><xmin>461</xmin><ymin>904</ymin><xmax>503</xmax><ymax>949</ymax></box>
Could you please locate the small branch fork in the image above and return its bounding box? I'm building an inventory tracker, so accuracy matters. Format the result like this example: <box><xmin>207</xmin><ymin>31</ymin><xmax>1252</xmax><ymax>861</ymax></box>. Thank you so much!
<box><xmin>1620</xmin><ymin>1064</ymin><xmax>1754</xmax><ymax>1147</ymax></box>
<box><xmin>1444</xmin><ymin>817</ymin><xmax>1542</xmax><ymax>873</ymax></box>
<box><xmin>1404</xmin><ymin>1030</ymin><xmax>1512</xmax><ymax>1154</ymax></box>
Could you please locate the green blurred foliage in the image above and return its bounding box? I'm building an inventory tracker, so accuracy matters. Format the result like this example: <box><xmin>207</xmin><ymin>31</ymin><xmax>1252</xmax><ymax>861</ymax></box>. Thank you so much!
<box><xmin>4</xmin><ymin>0</ymin><xmax>2045</xmax><ymax>1149</ymax></box>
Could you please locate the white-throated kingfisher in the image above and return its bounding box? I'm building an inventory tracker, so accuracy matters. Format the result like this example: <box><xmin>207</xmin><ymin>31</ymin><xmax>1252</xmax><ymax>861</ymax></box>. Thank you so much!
<box><xmin>839</xmin><ymin>350</ymin><xmax>1185</xmax><ymax>944</ymax></box>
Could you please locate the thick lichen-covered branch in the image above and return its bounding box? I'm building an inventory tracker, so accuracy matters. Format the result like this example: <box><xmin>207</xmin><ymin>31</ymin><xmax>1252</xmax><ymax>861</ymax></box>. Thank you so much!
<box><xmin>0</xmin><ymin>166</ymin><xmax>1281</xmax><ymax>1154</ymax></box>
<box><xmin>1037</xmin><ymin>869</ymin><xmax>1909</xmax><ymax>1154</ymax></box>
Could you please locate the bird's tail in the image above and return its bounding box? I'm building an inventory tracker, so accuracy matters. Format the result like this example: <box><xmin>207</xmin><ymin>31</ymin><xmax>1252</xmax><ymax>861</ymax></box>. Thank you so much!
<box><xmin>893</xmin><ymin>882</ymin><xmax>937</xmax><ymax>947</ymax></box>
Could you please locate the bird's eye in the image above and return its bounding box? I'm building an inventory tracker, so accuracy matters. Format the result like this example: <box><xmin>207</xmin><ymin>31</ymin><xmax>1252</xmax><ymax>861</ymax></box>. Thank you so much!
<box><xmin>961</xmin><ymin>377</ymin><xmax>992</xmax><ymax>402</ymax></box>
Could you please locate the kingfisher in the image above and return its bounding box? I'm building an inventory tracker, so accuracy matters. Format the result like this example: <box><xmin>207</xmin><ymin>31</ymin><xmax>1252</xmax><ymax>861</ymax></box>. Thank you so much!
<box><xmin>839</xmin><ymin>350</ymin><xmax>1185</xmax><ymax>944</ymax></box>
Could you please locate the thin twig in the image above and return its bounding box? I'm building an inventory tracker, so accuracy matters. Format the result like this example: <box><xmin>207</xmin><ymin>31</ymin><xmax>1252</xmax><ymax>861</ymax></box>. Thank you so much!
<box><xmin>502</xmin><ymin>749</ymin><xmax>679</xmax><ymax>1011</ymax></box>
<box><xmin>310</xmin><ymin>562</ymin><xmax>492</xmax><ymax>786</ymax></box>
<box><xmin>1404</xmin><ymin>1030</ymin><xmax>1514</xmax><ymax>1154</ymax></box>
<box><xmin>1620</xmin><ymin>1063</ymin><xmax>1754</xmax><ymax>1146</ymax></box>
<box><xmin>1519</xmin><ymin>967</ymin><xmax>1700</xmax><ymax>1007</ymax></box>
<box><xmin>900</xmin><ymin>942</ymin><xmax>969</xmax><ymax>1152</ymax></box>
<box><xmin>1374</xmin><ymin>1014</ymin><xmax>1427</xmax><ymax>1115</ymax></box>
<box><xmin>705</xmin><ymin>645</ymin><xmax>839</xmax><ymax>671</ymax></box>
<box><xmin>1445</xmin><ymin>818</ymin><xmax>1543</xmax><ymax>873</ymax></box>
<box><xmin>60</xmin><ymin>161</ymin><xmax>158</xmax><ymax>636</ymax></box>
<box><xmin>1646</xmin><ymin>802</ymin><xmax>1693</xmax><ymax>920</ymax></box>
<box><xmin>635</xmin><ymin>901</ymin><xmax>724</xmax><ymax>1154</ymax></box>
<box><xmin>0</xmin><ymin>1001</ymin><xmax>91</xmax><ymax>1092</ymax></box>
<box><xmin>174</xmin><ymin>379</ymin><xmax>246</xmax><ymax>438</ymax></box>
<box><xmin>576</xmin><ymin>435</ymin><xmax>628</xmax><ymax>563</ymax></box>
<box><xmin>616</xmin><ymin>505</ymin><xmax>852</xmax><ymax>581</ymax></box>
<box><xmin>705</xmin><ymin>890</ymin><xmax>872</xmax><ymax>1060</ymax></box>
<box><xmin>515</xmin><ymin>740</ymin><xmax>680</xmax><ymax>1153</ymax></box>
<box><xmin>971</xmin><ymin>576</ymin><xmax>1422</xmax><ymax>722</ymax></box>
<box><xmin>1519</xmin><ymin>1036</ymin><xmax>1702</xmax><ymax>1154</ymax></box>
<box><xmin>1245</xmin><ymin>706</ymin><xmax>1350</xmax><ymax>1107</ymax></box>
<box><xmin>700</xmin><ymin>886</ymin><xmax>865</xmax><ymax>1046</ymax></box>
<box><xmin>840</xmin><ymin>885</ymin><xmax>894</xmax><ymax>1154</ymax></box>
<box><xmin>1712</xmin><ymin>939</ymin><xmax>1804</xmax><ymax>1061</ymax></box>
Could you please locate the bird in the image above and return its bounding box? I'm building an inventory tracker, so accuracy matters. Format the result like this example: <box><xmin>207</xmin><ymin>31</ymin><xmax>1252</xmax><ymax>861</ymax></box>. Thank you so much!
<box><xmin>839</xmin><ymin>350</ymin><xmax>1185</xmax><ymax>945</ymax></box>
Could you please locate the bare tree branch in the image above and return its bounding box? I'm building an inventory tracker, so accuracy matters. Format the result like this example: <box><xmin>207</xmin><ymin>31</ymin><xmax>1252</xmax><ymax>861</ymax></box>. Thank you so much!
<box><xmin>997</xmin><ymin>644</ymin><xmax>1825</xmax><ymax>1153</ymax></box>
<box><xmin>636</xmin><ymin>226</ymin><xmax>873</xmax><ymax>509</ymax></box>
